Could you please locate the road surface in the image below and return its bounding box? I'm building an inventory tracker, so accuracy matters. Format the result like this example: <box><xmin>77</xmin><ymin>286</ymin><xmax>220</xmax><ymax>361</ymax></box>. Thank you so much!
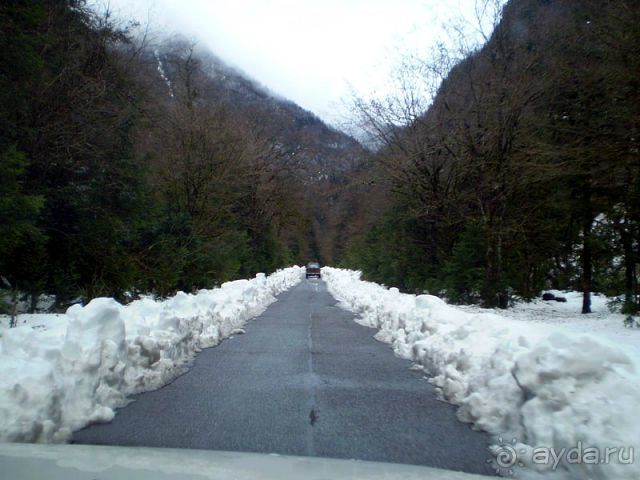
<box><xmin>74</xmin><ymin>279</ymin><xmax>495</xmax><ymax>476</ymax></box>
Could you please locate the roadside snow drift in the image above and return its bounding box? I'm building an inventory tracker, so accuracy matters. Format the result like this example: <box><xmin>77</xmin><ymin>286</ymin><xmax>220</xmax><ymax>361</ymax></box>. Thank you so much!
<box><xmin>322</xmin><ymin>267</ymin><xmax>640</xmax><ymax>480</ymax></box>
<box><xmin>0</xmin><ymin>267</ymin><xmax>303</xmax><ymax>443</ymax></box>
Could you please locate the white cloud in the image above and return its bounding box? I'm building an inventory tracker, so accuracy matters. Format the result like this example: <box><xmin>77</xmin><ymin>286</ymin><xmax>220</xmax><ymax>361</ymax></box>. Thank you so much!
<box><xmin>99</xmin><ymin>0</ymin><xmax>488</xmax><ymax>124</ymax></box>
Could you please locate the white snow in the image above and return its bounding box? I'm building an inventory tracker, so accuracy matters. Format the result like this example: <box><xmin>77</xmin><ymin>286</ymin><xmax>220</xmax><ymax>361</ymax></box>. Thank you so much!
<box><xmin>0</xmin><ymin>267</ymin><xmax>303</xmax><ymax>443</ymax></box>
<box><xmin>322</xmin><ymin>267</ymin><xmax>640</xmax><ymax>480</ymax></box>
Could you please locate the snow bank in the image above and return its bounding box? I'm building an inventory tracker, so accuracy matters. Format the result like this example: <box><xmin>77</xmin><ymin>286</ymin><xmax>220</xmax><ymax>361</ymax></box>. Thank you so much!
<box><xmin>322</xmin><ymin>267</ymin><xmax>640</xmax><ymax>480</ymax></box>
<box><xmin>0</xmin><ymin>267</ymin><xmax>303</xmax><ymax>443</ymax></box>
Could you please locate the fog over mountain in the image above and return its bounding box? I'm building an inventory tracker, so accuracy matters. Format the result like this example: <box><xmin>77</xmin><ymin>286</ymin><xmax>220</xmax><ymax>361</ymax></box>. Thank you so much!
<box><xmin>98</xmin><ymin>0</ymin><xmax>490</xmax><ymax>125</ymax></box>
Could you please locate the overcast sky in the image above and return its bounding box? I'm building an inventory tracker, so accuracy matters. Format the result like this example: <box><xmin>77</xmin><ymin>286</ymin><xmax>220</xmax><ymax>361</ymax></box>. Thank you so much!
<box><xmin>99</xmin><ymin>0</ymin><xmax>489</xmax><ymax>124</ymax></box>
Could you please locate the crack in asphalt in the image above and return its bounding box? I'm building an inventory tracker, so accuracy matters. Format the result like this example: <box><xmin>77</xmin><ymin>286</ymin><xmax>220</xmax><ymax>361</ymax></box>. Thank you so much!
<box><xmin>309</xmin><ymin>408</ymin><xmax>318</xmax><ymax>426</ymax></box>
<box><xmin>306</xmin><ymin>286</ymin><xmax>318</xmax><ymax>454</ymax></box>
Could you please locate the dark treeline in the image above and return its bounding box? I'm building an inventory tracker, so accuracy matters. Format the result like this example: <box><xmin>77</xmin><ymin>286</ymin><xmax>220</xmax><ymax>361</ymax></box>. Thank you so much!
<box><xmin>0</xmin><ymin>0</ymin><xmax>363</xmax><ymax>311</ymax></box>
<box><xmin>343</xmin><ymin>0</ymin><xmax>639</xmax><ymax>313</ymax></box>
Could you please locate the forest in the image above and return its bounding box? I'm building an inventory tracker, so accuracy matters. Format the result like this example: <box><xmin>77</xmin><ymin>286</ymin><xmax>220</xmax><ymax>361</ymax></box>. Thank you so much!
<box><xmin>0</xmin><ymin>0</ymin><xmax>364</xmax><ymax>312</ymax></box>
<box><xmin>343</xmin><ymin>0</ymin><xmax>640</xmax><ymax>314</ymax></box>
<box><xmin>1</xmin><ymin>0</ymin><xmax>638</xmax><ymax>315</ymax></box>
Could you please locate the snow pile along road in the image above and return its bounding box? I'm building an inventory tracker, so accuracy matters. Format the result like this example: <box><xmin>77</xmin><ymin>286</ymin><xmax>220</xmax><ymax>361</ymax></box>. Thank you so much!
<box><xmin>0</xmin><ymin>267</ymin><xmax>303</xmax><ymax>443</ymax></box>
<box><xmin>322</xmin><ymin>267</ymin><xmax>640</xmax><ymax>480</ymax></box>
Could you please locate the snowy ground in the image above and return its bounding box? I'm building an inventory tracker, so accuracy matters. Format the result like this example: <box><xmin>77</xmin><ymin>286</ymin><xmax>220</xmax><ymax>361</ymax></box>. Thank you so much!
<box><xmin>0</xmin><ymin>267</ymin><xmax>303</xmax><ymax>444</ymax></box>
<box><xmin>457</xmin><ymin>291</ymin><xmax>639</xmax><ymax>363</ymax></box>
<box><xmin>322</xmin><ymin>268</ymin><xmax>640</xmax><ymax>480</ymax></box>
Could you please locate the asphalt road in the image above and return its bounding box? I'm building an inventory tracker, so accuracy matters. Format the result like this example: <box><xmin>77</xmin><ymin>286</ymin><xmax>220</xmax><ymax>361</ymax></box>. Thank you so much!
<box><xmin>73</xmin><ymin>279</ymin><xmax>495</xmax><ymax>475</ymax></box>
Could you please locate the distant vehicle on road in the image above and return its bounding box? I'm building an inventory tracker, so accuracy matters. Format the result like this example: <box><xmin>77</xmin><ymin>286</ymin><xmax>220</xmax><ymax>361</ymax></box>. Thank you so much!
<box><xmin>306</xmin><ymin>262</ymin><xmax>321</xmax><ymax>279</ymax></box>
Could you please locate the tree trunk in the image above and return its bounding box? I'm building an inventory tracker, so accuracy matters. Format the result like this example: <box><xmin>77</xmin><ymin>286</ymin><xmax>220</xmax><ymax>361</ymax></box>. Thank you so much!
<box><xmin>581</xmin><ymin>187</ymin><xmax>593</xmax><ymax>314</ymax></box>
<box><xmin>10</xmin><ymin>289</ymin><xmax>18</xmax><ymax>328</ymax></box>
<box><xmin>483</xmin><ymin>224</ymin><xmax>508</xmax><ymax>309</ymax></box>
<box><xmin>29</xmin><ymin>292</ymin><xmax>38</xmax><ymax>314</ymax></box>
<box><xmin>622</xmin><ymin>228</ymin><xmax>638</xmax><ymax>314</ymax></box>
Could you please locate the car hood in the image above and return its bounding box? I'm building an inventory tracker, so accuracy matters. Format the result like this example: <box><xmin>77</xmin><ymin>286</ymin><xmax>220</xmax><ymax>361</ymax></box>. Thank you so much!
<box><xmin>0</xmin><ymin>443</ymin><xmax>493</xmax><ymax>479</ymax></box>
